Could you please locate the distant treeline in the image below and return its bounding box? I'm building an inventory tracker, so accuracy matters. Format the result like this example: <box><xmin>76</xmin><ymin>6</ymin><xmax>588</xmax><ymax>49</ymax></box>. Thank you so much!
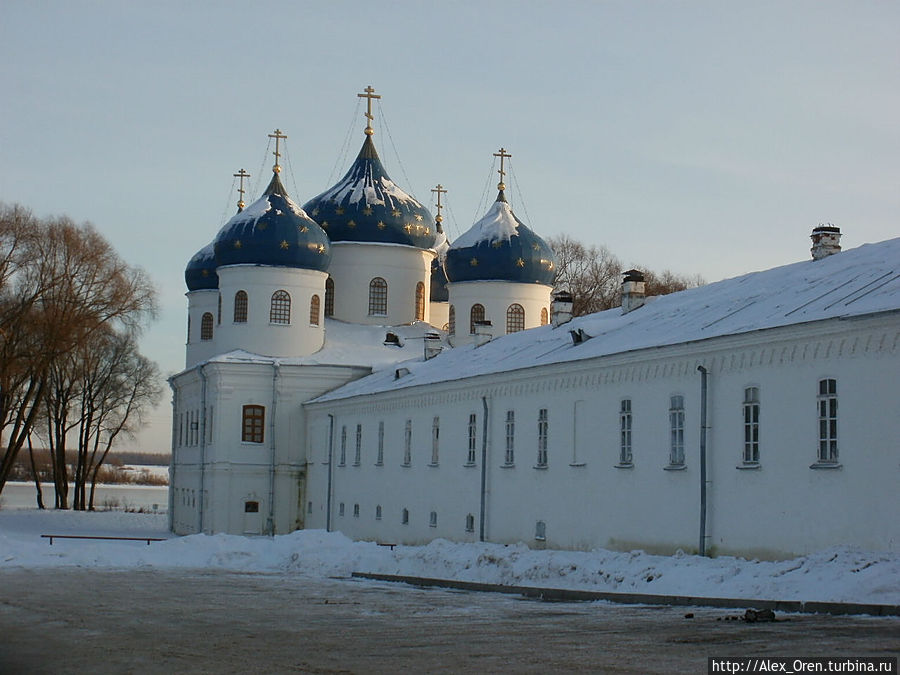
<box><xmin>6</xmin><ymin>449</ymin><xmax>168</xmax><ymax>486</ymax></box>
<box><xmin>110</xmin><ymin>451</ymin><xmax>170</xmax><ymax>467</ymax></box>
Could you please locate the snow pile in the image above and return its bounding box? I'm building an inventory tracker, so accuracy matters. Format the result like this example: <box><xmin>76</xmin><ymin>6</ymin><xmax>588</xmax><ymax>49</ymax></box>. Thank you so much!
<box><xmin>1</xmin><ymin>510</ymin><xmax>897</xmax><ymax>605</ymax></box>
<box><xmin>452</xmin><ymin>200</ymin><xmax>520</xmax><ymax>248</ymax></box>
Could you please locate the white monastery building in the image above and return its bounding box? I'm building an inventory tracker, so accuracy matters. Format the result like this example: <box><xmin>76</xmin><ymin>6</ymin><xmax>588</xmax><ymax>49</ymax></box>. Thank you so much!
<box><xmin>171</xmin><ymin>90</ymin><xmax>900</xmax><ymax>560</ymax></box>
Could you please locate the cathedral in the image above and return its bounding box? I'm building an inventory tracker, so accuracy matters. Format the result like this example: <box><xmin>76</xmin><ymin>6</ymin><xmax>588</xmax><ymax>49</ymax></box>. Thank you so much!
<box><xmin>170</xmin><ymin>89</ymin><xmax>900</xmax><ymax>560</ymax></box>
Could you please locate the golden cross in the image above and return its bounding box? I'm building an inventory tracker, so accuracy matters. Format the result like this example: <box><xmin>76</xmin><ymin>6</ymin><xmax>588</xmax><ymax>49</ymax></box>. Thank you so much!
<box><xmin>358</xmin><ymin>85</ymin><xmax>381</xmax><ymax>136</ymax></box>
<box><xmin>431</xmin><ymin>184</ymin><xmax>447</xmax><ymax>226</ymax></box>
<box><xmin>234</xmin><ymin>168</ymin><xmax>250</xmax><ymax>211</ymax></box>
<box><xmin>268</xmin><ymin>128</ymin><xmax>287</xmax><ymax>173</ymax></box>
<box><xmin>493</xmin><ymin>147</ymin><xmax>511</xmax><ymax>191</ymax></box>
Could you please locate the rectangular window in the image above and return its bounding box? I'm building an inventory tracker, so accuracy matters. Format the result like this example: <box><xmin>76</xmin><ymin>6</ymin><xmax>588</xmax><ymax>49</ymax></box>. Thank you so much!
<box><xmin>339</xmin><ymin>425</ymin><xmax>347</xmax><ymax>466</ymax></box>
<box><xmin>354</xmin><ymin>424</ymin><xmax>362</xmax><ymax>466</ymax></box>
<box><xmin>620</xmin><ymin>399</ymin><xmax>633</xmax><ymax>465</ymax></box>
<box><xmin>536</xmin><ymin>408</ymin><xmax>548</xmax><ymax>467</ymax></box>
<box><xmin>339</xmin><ymin>502</ymin><xmax>345</xmax><ymax>517</ymax></box>
<box><xmin>669</xmin><ymin>395</ymin><xmax>685</xmax><ymax>466</ymax></box>
<box><xmin>431</xmin><ymin>416</ymin><xmax>440</xmax><ymax>465</ymax></box>
<box><xmin>817</xmin><ymin>379</ymin><xmax>838</xmax><ymax>462</ymax></box>
<box><xmin>505</xmin><ymin>410</ymin><xmax>515</xmax><ymax>465</ymax></box>
<box><xmin>307</xmin><ymin>501</ymin><xmax>312</xmax><ymax>514</ymax></box>
<box><xmin>353</xmin><ymin>503</ymin><xmax>360</xmax><ymax>518</ymax></box>
<box><xmin>465</xmin><ymin>513</ymin><xmax>475</xmax><ymax>533</ymax></box>
<box><xmin>429</xmin><ymin>511</ymin><xmax>438</xmax><ymax>528</ymax></box>
<box><xmin>403</xmin><ymin>419</ymin><xmax>412</xmax><ymax>466</ymax></box>
<box><xmin>376</xmin><ymin>421</ymin><xmax>384</xmax><ymax>466</ymax></box>
<box><xmin>467</xmin><ymin>413</ymin><xmax>477</xmax><ymax>465</ymax></box>
<box><xmin>743</xmin><ymin>387</ymin><xmax>760</xmax><ymax>464</ymax></box>
<box><xmin>241</xmin><ymin>405</ymin><xmax>265</xmax><ymax>444</ymax></box>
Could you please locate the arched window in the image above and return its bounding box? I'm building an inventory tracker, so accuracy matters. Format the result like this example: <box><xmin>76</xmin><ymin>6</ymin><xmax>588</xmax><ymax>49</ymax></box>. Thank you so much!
<box><xmin>368</xmin><ymin>277</ymin><xmax>387</xmax><ymax>316</ymax></box>
<box><xmin>448</xmin><ymin>305</ymin><xmax>456</xmax><ymax>336</ymax></box>
<box><xmin>414</xmin><ymin>281</ymin><xmax>425</xmax><ymax>321</ymax></box>
<box><xmin>270</xmin><ymin>290</ymin><xmax>291</xmax><ymax>324</ymax></box>
<box><xmin>469</xmin><ymin>303</ymin><xmax>485</xmax><ymax>334</ymax></box>
<box><xmin>506</xmin><ymin>303</ymin><xmax>525</xmax><ymax>334</ymax></box>
<box><xmin>217</xmin><ymin>294</ymin><xmax>222</xmax><ymax>325</ymax></box>
<box><xmin>200</xmin><ymin>312</ymin><xmax>214</xmax><ymax>341</ymax></box>
<box><xmin>540</xmin><ymin>307</ymin><xmax>549</xmax><ymax>326</ymax></box>
<box><xmin>233</xmin><ymin>291</ymin><xmax>248</xmax><ymax>323</ymax></box>
<box><xmin>309</xmin><ymin>294</ymin><xmax>320</xmax><ymax>326</ymax></box>
<box><xmin>324</xmin><ymin>277</ymin><xmax>334</xmax><ymax>317</ymax></box>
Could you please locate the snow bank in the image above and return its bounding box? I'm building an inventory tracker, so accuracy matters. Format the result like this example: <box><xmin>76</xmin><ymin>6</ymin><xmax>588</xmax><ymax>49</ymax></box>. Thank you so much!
<box><xmin>2</xmin><ymin>510</ymin><xmax>897</xmax><ymax>605</ymax></box>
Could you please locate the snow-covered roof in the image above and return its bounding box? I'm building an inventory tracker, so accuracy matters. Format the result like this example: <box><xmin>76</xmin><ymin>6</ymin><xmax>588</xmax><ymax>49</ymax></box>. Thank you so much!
<box><xmin>452</xmin><ymin>199</ymin><xmax>520</xmax><ymax>248</ymax></box>
<box><xmin>312</xmin><ymin>237</ymin><xmax>900</xmax><ymax>403</ymax></box>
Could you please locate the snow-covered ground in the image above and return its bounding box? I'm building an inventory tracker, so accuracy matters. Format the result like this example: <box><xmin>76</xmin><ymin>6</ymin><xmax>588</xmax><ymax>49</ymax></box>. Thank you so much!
<box><xmin>1</xmin><ymin>509</ymin><xmax>897</xmax><ymax>606</ymax></box>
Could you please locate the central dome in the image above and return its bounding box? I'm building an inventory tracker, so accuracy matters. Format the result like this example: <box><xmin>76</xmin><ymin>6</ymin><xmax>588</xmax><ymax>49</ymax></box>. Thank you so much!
<box><xmin>302</xmin><ymin>136</ymin><xmax>436</xmax><ymax>249</ymax></box>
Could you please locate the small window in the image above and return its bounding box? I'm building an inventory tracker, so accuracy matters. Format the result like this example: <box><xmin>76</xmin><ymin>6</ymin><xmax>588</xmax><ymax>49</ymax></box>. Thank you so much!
<box><xmin>324</xmin><ymin>277</ymin><xmax>335</xmax><ymax>317</ymax></box>
<box><xmin>241</xmin><ymin>405</ymin><xmax>265</xmax><ymax>444</ymax></box>
<box><xmin>448</xmin><ymin>305</ymin><xmax>456</xmax><ymax>336</ymax></box>
<box><xmin>535</xmin><ymin>520</ymin><xmax>546</xmax><ymax>541</ymax></box>
<box><xmin>310</xmin><ymin>294</ymin><xmax>321</xmax><ymax>326</ymax></box>
<box><xmin>375</xmin><ymin>505</ymin><xmax>382</xmax><ymax>520</ymax></box>
<box><xmin>339</xmin><ymin>502</ymin><xmax>345</xmax><ymax>517</ymax></box>
<box><xmin>234</xmin><ymin>290</ymin><xmax>248</xmax><ymax>323</ymax></box>
<box><xmin>403</xmin><ymin>419</ymin><xmax>412</xmax><ymax>466</ymax></box>
<box><xmin>401</xmin><ymin>508</ymin><xmax>409</xmax><ymax>525</ymax></box>
<box><xmin>469</xmin><ymin>304</ymin><xmax>485</xmax><ymax>334</ymax></box>
<box><xmin>743</xmin><ymin>387</ymin><xmax>760</xmax><ymax>464</ymax></box>
<box><xmin>506</xmin><ymin>303</ymin><xmax>525</xmax><ymax>334</ymax></box>
<box><xmin>186</xmin><ymin>315</ymin><xmax>191</xmax><ymax>343</ymax></box>
<box><xmin>817</xmin><ymin>379</ymin><xmax>838</xmax><ymax>462</ymax></box>
<box><xmin>307</xmin><ymin>501</ymin><xmax>312</xmax><ymax>514</ymax></box>
<box><xmin>536</xmin><ymin>408</ymin><xmax>549</xmax><ymax>467</ymax></box>
<box><xmin>431</xmin><ymin>416</ymin><xmax>440</xmax><ymax>465</ymax></box>
<box><xmin>467</xmin><ymin>413</ymin><xmax>477</xmax><ymax>465</ymax></box>
<box><xmin>217</xmin><ymin>294</ymin><xmax>222</xmax><ymax>324</ymax></box>
<box><xmin>244</xmin><ymin>501</ymin><xmax>259</xmax><ymax>513</ymax></box>
<box><xmin>415</xmin><ymin>281</ymin><xmax>425</xmax><ymax>321</ymax></box>
<box><xmin>339</xmin><ymin>425</ymin><xmax>347</xmax><ymax>466</ymax></box>
<box><xmin>270</xmin><ymin>290</ymin><xmax>291</xmax><ymax>324</ymax></box>
<box><xmin>429</xmin><ymin>511</ymin><xmax>437</xmax><ymax>528</ymax></box>
<box><xmin>540</xmin><ymin>307</ymin><xmax>549</xmax><ymax>326</ymax></box>
<box><xmin>376</xmin><ymin>420</ymin><xmax>384</xmax><ymax>466</ymax></box>
<box><xmin>368</xmin><ymin>277</ymin><xmax>388</xmax><ymax>315</ymax></box>
<box><xmin>200</xmin><ymin>312</ymin><xmax>214</xmax><ymax>341</ymax></box>
<box><xmin>505</xmin><ymin>410</ymin><xmax>515</xmax><ymax>465</ymax></box>
<box><xmin>669</xmin><ymin>395</ymin><xmax>685</xmax><ymax>466</ymax></box>
<box><xmin>620</xmin><ymin>399</ymin><xmax>633</xmax><ymax>465</ymax></box>
<box><xmin>465</xmin><ymin>514</ymin><xmax>475</xmax><ymax>533</ymax></box>
<box><xmin>354</xmin><ymin>423</ymin><xmax>362</xmax><ymax>466</ymax></box>
<box><xmin>353</xmin><ymin>503</ymin><xmax>360</xmax><ymax>518</ymax></box>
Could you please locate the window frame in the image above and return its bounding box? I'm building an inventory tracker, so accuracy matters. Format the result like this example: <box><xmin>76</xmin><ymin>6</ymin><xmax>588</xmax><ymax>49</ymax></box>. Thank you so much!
<box><xmin>415</xmin><ymin>281</ymin><xmax>425</xmax><ymax>321</ymax></box>
<box><xmin>430</xmin><ymin>416</ymin><xmax>440</xmax><ymax>466</ymax></box>
<box><xmin>619</xmin><ymin>399</ymin><xmax>633</xmax><ymax>466</ymax></box>
<box><xmin>241</xmin><ymin>405</ymin><xmax>265</xmax><ymax>444</ymax></box>
<box><xmin>506</xmin><ymin>303</ymin><xmax>525</xmax><ymax>334</ymax></box>
<box><xmin>324</xmin><ymin>277</ymin><xmax>334</xmax><ymax>317</ymax></box>
<box><xmin>668</xmin><ymin>395</ymin><xmax>685</xmax><ymax>467</ymax></box>
<box><xmin>743</xmin><ymin>387</ymin><xmax>760</xmax><ymax>465</ymax></box>
<box><xmin>536</xmin><ymin>408</ymin><xmax>549</xmax><ymax>468</ymax></box>
<box><xmin>309</xmin><ymin>294</ymin><xmax>321</xmax><ymax>326</ymax></box>
<box><xmin>448</xmin><ymin>305</ymin><xmax>456</xmax><ymax>336</ymax></box>
<box><xmin>469</xmin><ymin>303</ymin><xmax>485</xmax><ymax>335</ymax></box>
<box><xmin>233</xmin><ymin>290</ymin><xmax>248</xmax><ymax>323</ymax></box>
<box><xmin>368</xmin><ymin>277</ymin><xmax>388</xmax><ymax>316</ymax></box>
<box><xmin>466</xmin><ymin>413</ymin><xmax>477</xmax><ymax>465</ymax></box>
<box><xmin>200</xmin><ymin>312</ymin><xmax>214</xmax><ymax>341</ymax></box>
<box><xmin>816</xmin><ymin>378</ymin><xmax>838</xmax><ymax>463</ymax></box>
<box><xmin>354</xmin><ymin>423</ymin><xmax>362</xmax><ymax>466</ymax></box>
<box><xmin>269</xmin><ymin>290</ymin><xmax>291</xmax><ymax>324</ymax></box>
<box><xmin>504</xmin><ymin>410</ymin><xmax>515</xmax><ymax>466</ymax></box>
<box><xmin>403</xmin><ymin>418</ymin><xmax>412</xmax><ymax>466</ymax></box>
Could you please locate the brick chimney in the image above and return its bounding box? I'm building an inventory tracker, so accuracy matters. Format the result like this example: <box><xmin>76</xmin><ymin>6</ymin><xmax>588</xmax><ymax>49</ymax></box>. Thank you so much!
<box><xmin>551</xmin><ymin>290</ymin><xmax>573</xmax><ymax>327</ymax></box>
<box><xmin>621</xmin><ymin>269</ymin><xmax>646</xmax><ymax>314</ymax></box>
<box><xmin>811</xmin><ymin>224</ymin><xmax>842</xmax><ymax>260</ymax></box>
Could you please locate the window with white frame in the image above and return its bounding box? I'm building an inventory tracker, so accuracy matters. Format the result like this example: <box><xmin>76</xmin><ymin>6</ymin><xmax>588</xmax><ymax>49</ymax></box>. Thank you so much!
<box><xmin>669</xmin><ymin>395</ymin><xmax>685</xmax><ymax>466</ymax></box>
<box><xmin>536</xmin><ymin>408</ymin><xmax>549</xmax><ymax>467</ymax></box>
<box><xmin>429</xmin><ymin>511</ymin><xmax>438</xmax><ymax>528</ymax></box>
<box><xmin>339</xmin><ymin>425</ymin><xmax>347</xmax><ymax>466</ymax></box>
<box><xmin>376</xmin><ymin>420</ymin><xmax>384</xmax><ymax>466</ymax></box>
<box><xmin>620</xmin><ymin>399</ymin><xmax>633</xmax><ymax>465</ymax></box>
<box><xmin>743</xmin><ymin>387</ymin><xmax>760</xmax><ymax>464</ymax></box>
<box><xmin>354</xmin><ymin>424</ymin><xmax>362</xmax><ymax>466</ymax></box>
<box><xmin>504</xmin><ymin>410</ymin><xmax>515</xmax><ymax>465</ymax></box>
<box><xmin>467</xmin><ymin>413</ymin><xmax>477</xmax><ymax>465</ymax></box>
<box><xmin>403</xmin><ymin>419</ymin><xmax>412</xmax><ymax>466</ymax></box>
<box><xmin>817</xmin><ymin>379</ymin><xmax>838</xmax><ymax>462</ymax></box>
<box><xmin>431</xmin><ymin>416</ymin><xmax>440</xmax><ymax>465</ymax></box>
<box><xmin>465</xmin><ymin>514</ymin><xmax>475</xmax><ymax>533</ymax></box>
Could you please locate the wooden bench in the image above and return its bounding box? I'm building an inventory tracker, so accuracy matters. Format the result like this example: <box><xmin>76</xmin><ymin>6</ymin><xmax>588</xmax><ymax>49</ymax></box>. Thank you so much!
<box><xmin>377</xmin><ymin>542</ymin><xmax>398</xmax><ymax>550</ymax></box>
<box><xmin>41</xmin><ymin>534</ymin><xmax>165</xmax><ymax>546</ymax></box>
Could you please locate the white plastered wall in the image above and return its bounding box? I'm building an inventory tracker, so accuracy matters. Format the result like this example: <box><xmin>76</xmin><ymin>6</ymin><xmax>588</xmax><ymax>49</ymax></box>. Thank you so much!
<box><xmin>447</xmin><ymin>280</ymin><xmax>551</xmax><ymax>346</ymax></box>
<box><xmin>185</xmin><ymin>289</ymin><xmax>220</xmax><ymax>368</ymax></box>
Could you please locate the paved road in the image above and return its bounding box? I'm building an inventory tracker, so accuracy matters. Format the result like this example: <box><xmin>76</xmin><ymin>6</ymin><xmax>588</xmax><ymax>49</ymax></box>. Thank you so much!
<box><xmin>1</xmin><ymin>569</ymin><xmax>897</xmax><ymax>673</ymax></box>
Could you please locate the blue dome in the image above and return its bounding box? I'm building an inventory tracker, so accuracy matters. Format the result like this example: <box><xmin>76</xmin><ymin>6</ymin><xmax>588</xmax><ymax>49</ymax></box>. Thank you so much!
<box><xmin>185</xmin><ymin>243</ymin><xmax>219</xmax><ymax>291</ymax></box>
<box><xmin>302</xmin><ymin>136</ymin><xmax>436</xmax><ymax>249</ymax></box>
<box><xmin>444</xmin><ymin>192</ymin><xmax>556</xmax><ymax>285</ymax></box>
<box><xmin>213</xmin><ymin>173</ymin><xmax>331</xmax><ymax>272</ymax></box>
<box><xmin>430</xmin><ymin>257</ymin><xmax>449</xmax><ymax>302</ymax></box>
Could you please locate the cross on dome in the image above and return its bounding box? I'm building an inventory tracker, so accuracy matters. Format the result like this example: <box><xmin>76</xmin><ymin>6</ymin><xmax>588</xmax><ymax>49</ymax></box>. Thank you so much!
<box><xmin>431</xmin><ymin>184</ymin><xmax>447</xmax><ymax>226</ymax></box>
<box><xmin>268</xmin><ymin>129</ymin><xmax>287</xmax><ymax>173</ymax></box>
<box><xmin>493</xmin><ymin>147</ymin><xmax>511</xmax><ymax>191</ymax></box>
<box><xmin>233</xmin><ymin>168</ymin><xmax>250</xmax><ymax>211</ymax></box>
<box><xmin>358</xmin><ymin>85</ymin><xmax>381</xmax><ymax>136</ymax></box>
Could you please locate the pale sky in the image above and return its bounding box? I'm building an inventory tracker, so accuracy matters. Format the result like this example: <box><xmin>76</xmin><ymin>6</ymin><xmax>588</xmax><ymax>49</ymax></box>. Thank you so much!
<box><xmin>2</xmin><ymin>1</ymin><xmax>898</xmax><ymax>453</ymax></box>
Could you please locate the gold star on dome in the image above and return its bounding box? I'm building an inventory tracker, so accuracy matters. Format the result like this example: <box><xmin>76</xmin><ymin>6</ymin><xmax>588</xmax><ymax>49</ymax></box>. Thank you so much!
<box><xmin>532</xmin><ymin>243</ymin><xmax>540</xmax><ymax>250</ymax></box>
<box><xmin>311</xmin><ymin>208</ymin><xmax>320</xmax><ymax>217</ymax></box>
<box><xmin>347</xmin><ymin>220</ymin><xmax>356</xmax><ymax>228</ymax></box>
<box><xmin>404</xmin><ymin>224</ymin><xmax>412</xmax><ymax>233</ymax></box>
<box><xmin>335</xmin><ymin>206</ymin><xmax>344</xmax><ymax>215</ymax></box>
<box><xmin>392</xmin><ymin>208</ymin><xmax>401</xmax><ymax>217</ymax></box>
<box><xmin>280</xmin><ymin>240</ymin><xmax>289</xmax><ymax>249</ymax></box>
<box><xmin>414</xmin><ymin>214</ymin><xmax>423</xmax><ymax>222</ymax></box>
<box><xmin>299</xmin><ymin>225</ymin><xmax>309</xmax><ymax>233</ymax></box>
<box><xmin>363</xmin><ymin>206</ymin><xmax>373</xmax><ymax>216</ymax></box>
<box><xmin>321</xmin><ymin>221</ymin><xmax>329</xmax><ymax>228</ymax></box>
<box><xmin>516</xmin><ymin>258</ymin><xmax>525</xmax><ymax>267</ymax></box>
<box><xmin>377</xmin><ymin>221</ymin><xmax>386</xmax><ymax>229</ymax></box>
<box><xmin>317</xmin><ymin>244</ymin><xmax>326</xmax><ymax>253</ymax></box>
<box><xmin>470</xmin><ymin>257</ymin><xmax>479</xmax><ymax>266</ymax></box>
<box><xmin>234</xmin><ymin>240</ymin><xmax>242</xmax><ymax>249</ymax></box>
<box><xmin>545</xmin><ymin>261</ymin><xmax>554</xmax><ymax>269</ymax></box>
<box><xmin>424</xmin><ymin>227</ymin><xmax>430</xmax><ymax>235</ymax></box>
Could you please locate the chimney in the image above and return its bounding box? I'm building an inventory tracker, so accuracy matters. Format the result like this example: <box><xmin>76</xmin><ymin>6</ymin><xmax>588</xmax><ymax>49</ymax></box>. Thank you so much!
<box><xmin>811</xmin><ymin>224</ymin><xmax>842</xmax><ymax>260</ymax></box>
<box><xmin>423</xmin><ymin>331</ymin><xmax>442</xmax><ymax>360</ymax></box>
<box><xmin>473</xmin><ymin>320</ymin><xmax>493</xmax><ymax>347</ymax></box>
<box><xmin>621</xmin><ymin>269</ymin><xmax>646</xmax><ymax>314</ymax></box>
<box><xmin>551</xmin><ymin>290</ymin><xmax>573</xmax><ymax>327</ymax></box>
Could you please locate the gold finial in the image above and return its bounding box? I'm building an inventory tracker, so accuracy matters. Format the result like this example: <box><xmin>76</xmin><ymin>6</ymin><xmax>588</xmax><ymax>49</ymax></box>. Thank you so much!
<box><xmin>431</xmin><ymin>184</ymin><xmax>447</xmax><ymax>225</ymax></box>
<box><xmin>358</xmin><ymin>85</ymin><xmax>381</xmax><ymax>136</ymax></box>
<box><xmin>268</xmin><ymin>128</ymin><xmax>287</xmax><ymax>173</ymax></box>
<box><xmin>234</xmin><ymin>168</ymin><xmax>250</xmax><ymax>211</ymax></box>
<box><xmin>493</xmin><ymin>147</ymin><xmax>511</xmax><ymax>191</ymax></box>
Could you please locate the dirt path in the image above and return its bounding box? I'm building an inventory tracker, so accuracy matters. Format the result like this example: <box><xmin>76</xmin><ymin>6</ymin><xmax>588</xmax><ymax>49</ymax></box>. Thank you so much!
<box><xmin>1</xmin><ymin>569</ymin><xmax>896</xmax><ymax>673</ymax></box>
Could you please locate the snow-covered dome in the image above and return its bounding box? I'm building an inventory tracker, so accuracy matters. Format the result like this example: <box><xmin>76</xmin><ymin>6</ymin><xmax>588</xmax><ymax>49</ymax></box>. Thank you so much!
<box><xmin>184</xmin><ymin>242</ymin><xmax>218</xmax><ymax>291</ymax></box>
<box><xmin>213</xmin><ymin>172</ymin><xmax>331</xmax><ymax>272</ymax></box>
<box><xmin>302</xmin><ymin>135</ymin><xmax>436</xmax><ymax>250</ymax></box>
<box><xmin>444</xmin><ymin>191</ymin><xmax>556</xmax><ymax>285</ymax></box>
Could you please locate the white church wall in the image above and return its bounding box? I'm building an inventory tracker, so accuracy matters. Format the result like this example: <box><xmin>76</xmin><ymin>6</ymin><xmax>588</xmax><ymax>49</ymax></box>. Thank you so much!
<box><xmin>185</xmin><ymin>289</ymin><xmax>220</xmax><ymax>368</ymax></box>
<box><xmin>448</xmin><ymin>280</ymin><xmax>551</xmax><ymax>346</ymax></box>
<box><xmin>327</xmin><ymin>243</ymin><xmax>433</xmax><ymax>326</ymax></box>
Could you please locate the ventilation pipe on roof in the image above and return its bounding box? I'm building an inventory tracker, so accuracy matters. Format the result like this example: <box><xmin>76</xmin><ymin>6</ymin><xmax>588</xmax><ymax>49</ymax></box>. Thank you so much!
<box><xmin>423</xmin><ymin>331</ymin><xmax>442</xmax><ymax>360</ymax></box>
<box><xmin>551</xmin><ymin>290</ymin><xmax>573</xmax><ymax>327</ymax></box>
<box><xmin>621</xmin><ymin>270</ymin><xmax>646</xmax><ymax>314</ymax></box>
<box><xmin>474</xmin><ymin>320</ymin><xmax>493</xmax><ymax>347</ymax></box>
<box><xmin>811</xmin><ymin>224</ymin><xmax>842</xmax><ymax>260</ymax></box>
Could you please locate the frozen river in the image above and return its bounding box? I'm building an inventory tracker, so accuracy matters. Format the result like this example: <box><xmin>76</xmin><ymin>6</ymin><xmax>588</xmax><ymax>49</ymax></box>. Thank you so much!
<box><xmin>0</xmin><ymin>568</ymin><xmax>896</xmax><ymax>674</ymax></box>
<box><xmin>0</xmin><ymin>482</ymin><xmax>167</xmax><ymax>512</ymax></box>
